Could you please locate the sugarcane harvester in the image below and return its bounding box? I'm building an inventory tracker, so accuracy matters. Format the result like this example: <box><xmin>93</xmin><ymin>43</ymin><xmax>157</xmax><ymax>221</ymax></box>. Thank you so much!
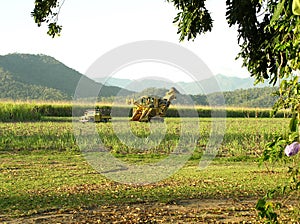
<box><xmin>129</xmin><ymin>87</ymin><xmax>178</xmax><ymax>122</ymax></box>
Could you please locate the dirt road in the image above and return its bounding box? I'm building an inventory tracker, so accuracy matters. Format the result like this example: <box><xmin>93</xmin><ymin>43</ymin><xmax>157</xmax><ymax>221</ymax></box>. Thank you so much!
<box><xmin>4</xmin><ymin>198</ymin><xmax>261</xmax><ymax>223</ymax></box>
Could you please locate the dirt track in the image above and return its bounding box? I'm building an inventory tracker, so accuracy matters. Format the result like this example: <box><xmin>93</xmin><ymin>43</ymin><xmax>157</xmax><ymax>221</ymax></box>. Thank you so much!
<box><xmin>4</xmin><ymin>198</ymin><xmax>261</xmax><ymax>223</ymax></box>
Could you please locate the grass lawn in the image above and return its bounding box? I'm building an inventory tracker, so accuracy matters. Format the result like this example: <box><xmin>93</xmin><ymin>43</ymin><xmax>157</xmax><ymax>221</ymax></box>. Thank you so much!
<box><xmin>0</xmin><ymin>118</ymin><xmax>299</xmax><ymax>222</ymax></box>
<box><xmin>0</xmin><ymin>150</ymin><xmax>293</xmax><ymax>222</ymax></box>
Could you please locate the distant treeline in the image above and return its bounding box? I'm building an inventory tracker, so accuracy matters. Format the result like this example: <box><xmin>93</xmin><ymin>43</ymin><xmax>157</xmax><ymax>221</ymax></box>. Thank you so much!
<box><xmin>0</xmin><ymin>101</ymin><xmax>290</xmax><ymax>122</ymax></box>
<box><xmin>99</xmin><ymin>86</ymin><xmax>279</xmax><ymax>108</ymax></box>
<box><xmin>208</xmin><ymin>86</ymin><xmax>278</xmax><ymax>108</ymax></box>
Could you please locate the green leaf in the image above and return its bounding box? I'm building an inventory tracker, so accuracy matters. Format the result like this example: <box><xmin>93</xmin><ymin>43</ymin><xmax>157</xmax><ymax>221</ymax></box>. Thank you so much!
<box><xmin>271</xmin><ymin>0</ymin><xmax>286</xmax><ymax>23</ymax></box>
<box><xmin>289</xmin><ymin>113</ymin><xmax>298</xmax><ymax>132</ymax></box>
<box><xmin>256</xmin><ymin>198</ymin><xmax>266</xmax><ymax>210</ymax></box>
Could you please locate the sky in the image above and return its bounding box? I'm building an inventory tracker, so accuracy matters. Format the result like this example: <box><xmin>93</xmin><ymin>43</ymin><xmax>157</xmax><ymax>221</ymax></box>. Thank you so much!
<box><xmin>0</xmin><ymin>0</ymin><xmax>251</xmax><ymax>82</ymax></box>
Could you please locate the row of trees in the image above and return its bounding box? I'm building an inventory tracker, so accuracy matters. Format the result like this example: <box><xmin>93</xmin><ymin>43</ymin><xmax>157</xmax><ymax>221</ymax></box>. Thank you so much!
<box><xmin>99</xmin><ymin>86</ymin><xmax>278</xmax><ymax>108</ymax></box>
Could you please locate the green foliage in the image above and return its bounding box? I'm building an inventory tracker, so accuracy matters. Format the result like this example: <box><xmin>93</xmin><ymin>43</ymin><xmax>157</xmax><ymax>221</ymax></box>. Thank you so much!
<box><xmin>261</xmin><ymin>115</ymin><xmax>299</xmax><ymax>164</ymax></box>
<box><xmin>167</xmin><ymin>0</ymin><xmax>300</xmax><ymax>87</ymax></box>
<box><xmin>0</xmin><ymin>102</ymin><xmax>41</xmax><ymax>122</ymax></box>
<box><xmin>273</xmin><ymin>76</ymin><xmax>300</xmax><ymax>114</ymax></box>
<box><xmin>256</xmin><ymin>192</ymin><xmax>281</xmax><ymax>223</ymax></box>
<box><xmin>167</xmin><ymin>0</ymin><xmax>213</xmax><ymax>41</ymax></box>
<box><xmin>261</xmin><ymin>135</ymin><xmax>286</xmax><ymax>164</ymax></box>
<box><xmin>258</xmin><ymin>106</ymin><xmax>300</xmax><ymax>221</ymax></box>
<box><xmin>47</xmin><ymin>22</ymin><xmax>62</xmax><ymax>38</ymax></box>
<box><xmin>226</xmin><ymin>0</ymin><xmax>300</xmax><ymax>86</ymax></box>
<box><xmin>0</xmin><ymin>102</ymin><xmax>86</xmax><ymax>121</ymax></box>
<box><xmin>31</xmin><ymin>0</ymin><xmax>63</xmax><ymax>37</ymax></box>
<box><xmin>256</xmin><ymin>157</ymin><xmax>300</xmax><ymax>223</ymax></box>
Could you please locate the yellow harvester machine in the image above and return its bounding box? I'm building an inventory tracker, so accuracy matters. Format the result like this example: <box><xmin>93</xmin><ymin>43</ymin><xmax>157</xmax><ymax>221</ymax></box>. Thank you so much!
<box><xmin>129</xmin><ymin>87</ymin><xmax>178</xmax><ymax>122</ymax></box>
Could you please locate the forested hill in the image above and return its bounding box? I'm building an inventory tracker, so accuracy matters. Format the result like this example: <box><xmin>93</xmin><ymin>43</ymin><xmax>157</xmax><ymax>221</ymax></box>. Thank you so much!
<box><xmin>206</xmin><ymin>87</ymin><xmax>278</xmax><ymax>108</ymax></box>
<box><xmin>0</xmin><ymin>68</ymin><xmax>70</xmax><ymax>100</ymax></box>
<box><xmin>165</xmin><ymin>86</ymin><xmax>278</xmax><ymax>108</ymax></box>
<box><xmin>115</xmin><ymin>86</ymin><xmax>278</xmax><ymax>108</ymax></box>
<box><xmin>0</xmin><ymin>53</ymin><xmax>133</xmax><ymax>100</ymax></box>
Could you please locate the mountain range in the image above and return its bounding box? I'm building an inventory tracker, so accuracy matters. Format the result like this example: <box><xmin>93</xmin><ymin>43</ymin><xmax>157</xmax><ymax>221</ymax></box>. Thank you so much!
<box><xmin>0</xmin><ymin>53</ymin><xmax>277</xmax><ymax>107</ymax></box>
<box><xmin>95</xmin><ymin>75</ymin><xmax>270</xmax><ymax>95</ymax></box>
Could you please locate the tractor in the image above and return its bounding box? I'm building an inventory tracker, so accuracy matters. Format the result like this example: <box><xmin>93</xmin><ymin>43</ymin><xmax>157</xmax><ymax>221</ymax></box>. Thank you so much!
<box><xmin>129</xmin><ymin>87</ymin><xmax>178</xmax><ymax>122</ymax></box>
<box><xmin>79</xmin><ymin>107</ymin><xmax>111</xmax><ymax>123</ymax></box>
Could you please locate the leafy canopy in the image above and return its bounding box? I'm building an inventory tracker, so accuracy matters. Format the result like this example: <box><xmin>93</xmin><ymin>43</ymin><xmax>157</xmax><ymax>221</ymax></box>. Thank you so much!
<box><xmin>31</xmin><ymin>0</ymin><xmax>64</xmax><ymax>37</ymax></box>
<box><xmin>169</xmin><ymin>0</ymin><xmax>300</xmax><ymax>86</ymax></box>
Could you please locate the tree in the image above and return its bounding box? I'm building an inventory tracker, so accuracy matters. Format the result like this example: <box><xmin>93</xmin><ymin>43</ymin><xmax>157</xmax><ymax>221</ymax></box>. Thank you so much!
<box><xmin>164</xmin><ymin>2</ymin><xmax>300</xmax><ymax>221</ymax></box>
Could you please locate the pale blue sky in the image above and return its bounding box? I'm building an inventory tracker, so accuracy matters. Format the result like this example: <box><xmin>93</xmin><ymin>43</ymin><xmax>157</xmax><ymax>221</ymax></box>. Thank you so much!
<box><xmin>0</xmin><ymin>0</ymin><xmax>250</xmax><ymax>81</ymax></box>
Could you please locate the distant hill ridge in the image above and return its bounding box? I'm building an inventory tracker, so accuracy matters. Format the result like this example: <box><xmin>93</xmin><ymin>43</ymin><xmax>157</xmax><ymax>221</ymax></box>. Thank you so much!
<box><xmin>0</xmin><ymin>53</ymin><xmax>277</xmax><ymax>107</ymax></box>
<box><xmin>0</xmin><ymin>53</ymin><xmax>133</xmax><ymax>100</ymax></box>
<box><xmin>95</xmin><ymin>75</ymin><xmax>270</xmax><ymax>95</ymax></box>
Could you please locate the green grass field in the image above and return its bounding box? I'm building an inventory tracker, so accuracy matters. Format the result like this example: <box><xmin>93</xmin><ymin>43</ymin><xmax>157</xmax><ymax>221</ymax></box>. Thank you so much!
<box><xmin>0</xmin><ymin>100</ymin><xmax>291</xmax><ymax>122</ymax></box>
<box><xmin>0</xmin><ymin>117</ymin><xmax>299</xmax><ymax>222</ymax></box>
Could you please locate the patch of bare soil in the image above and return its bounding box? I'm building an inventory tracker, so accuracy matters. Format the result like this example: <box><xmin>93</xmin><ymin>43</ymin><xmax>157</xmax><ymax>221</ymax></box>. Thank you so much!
<box><xmin>1</xmin><ymin>198</ymin><xmax>263</xmax><ymax>223</ymax></box>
